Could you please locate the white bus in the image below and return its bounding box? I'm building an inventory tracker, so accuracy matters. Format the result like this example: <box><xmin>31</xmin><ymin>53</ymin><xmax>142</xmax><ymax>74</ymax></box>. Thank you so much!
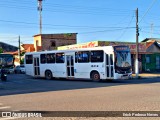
<box><xmin>24</xmin><ymin>46</ymin><xmax>132</xmax><ymax>81</ymax></box>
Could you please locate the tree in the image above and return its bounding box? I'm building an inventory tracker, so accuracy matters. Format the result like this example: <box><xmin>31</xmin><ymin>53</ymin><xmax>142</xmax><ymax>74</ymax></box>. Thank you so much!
<box><xmin>0</xmin><ymin>48</ymin><xmax>3</xmax><ymax>53</ymax></box>
<box><xmin>20</xmin><ymin>58</ymin><xmax>24</xmax><ymax>64</ymax></box>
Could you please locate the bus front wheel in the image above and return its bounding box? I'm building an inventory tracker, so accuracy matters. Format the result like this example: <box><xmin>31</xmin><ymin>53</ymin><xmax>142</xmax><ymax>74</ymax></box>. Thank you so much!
<box><xmin>91</xmin><ymin>71</ymin><xmax>100</xmax><ymax>81</ymax></box>
<box><xmin>45</xmin><ymin>70</ymin><xmax>52</xmax><ymax>80</ymax></box>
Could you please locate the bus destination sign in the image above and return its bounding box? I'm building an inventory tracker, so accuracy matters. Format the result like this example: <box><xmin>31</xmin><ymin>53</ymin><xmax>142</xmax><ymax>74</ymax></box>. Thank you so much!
<box><xmin>114</xmin><ymin>46</ymin><xmax>129</xmax><ymax>51</ymax></box>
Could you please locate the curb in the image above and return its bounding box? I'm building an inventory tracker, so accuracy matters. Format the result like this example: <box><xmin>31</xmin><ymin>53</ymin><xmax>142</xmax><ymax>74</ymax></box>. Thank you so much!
<box><xmin>132</xmin><ymin>76</ymin><xmax>160</xmax><ymax>79</ymax></box>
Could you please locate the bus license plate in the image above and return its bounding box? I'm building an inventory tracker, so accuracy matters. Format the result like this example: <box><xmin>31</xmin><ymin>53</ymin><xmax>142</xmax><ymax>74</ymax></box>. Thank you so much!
<box><xmin>121</xmin><ymin>76</ymin><xmax>128</xmax><ymax>79</ymax></box>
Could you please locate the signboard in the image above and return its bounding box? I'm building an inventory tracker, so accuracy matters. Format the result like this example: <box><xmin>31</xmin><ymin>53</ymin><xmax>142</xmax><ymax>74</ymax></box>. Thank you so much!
<box><xmin>57</xmin><ymin>41</ymin><xmax>147</xmax><ymax>53</ymax></box>
<box><xmin>127</xmin><ymin>43</ymin><xmax>146</xmax><ymax>52</ymax></box>
<box><xmin>58</xmin><ymin>41</ymin><xmax>98</xmax><ymax>50</ymax></box>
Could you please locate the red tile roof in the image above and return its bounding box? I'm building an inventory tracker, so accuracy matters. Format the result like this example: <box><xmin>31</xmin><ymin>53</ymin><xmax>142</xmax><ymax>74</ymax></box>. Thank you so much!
<box><xmin>146</xmin><ymin>40</ymin><xmax>155</xmax><ymax>49</ymax></box>
<box><xmin>4</xmin><ymin>51</ymin><xmax>18</xmax><ymax>55</ymax></box>
<box><xmin>21</xmin><ymin>44</ymin><xmax>35</xmax><ymax>52</ymax></box>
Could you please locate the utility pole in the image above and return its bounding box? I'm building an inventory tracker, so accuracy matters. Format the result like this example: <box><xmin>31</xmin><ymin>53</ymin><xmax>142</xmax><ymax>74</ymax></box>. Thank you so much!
<box><xmin>37</xmin><ymin>0</ymin><xmax>43</xmax><ymax>34</ymax></box>
<box><xmin>135</xmin><ymin>8</ymin><xmax>139</xmax><ymax>78</ymax></box>
<box><xmin>18</xmin><ymin>35</ymin><xmax>21</xmax><ymax>65</ymax></box>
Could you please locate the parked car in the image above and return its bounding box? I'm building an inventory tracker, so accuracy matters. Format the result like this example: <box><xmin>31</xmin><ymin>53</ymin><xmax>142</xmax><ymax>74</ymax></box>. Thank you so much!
<box><xmin>14</xmin><ymin>65</ymin><xmax>26</xmax><ymax>74</ymax></box>
<box><xmin>7</xmin><ymin>67</ymin><xmax>14</xmax><ymax>74</ymax></box>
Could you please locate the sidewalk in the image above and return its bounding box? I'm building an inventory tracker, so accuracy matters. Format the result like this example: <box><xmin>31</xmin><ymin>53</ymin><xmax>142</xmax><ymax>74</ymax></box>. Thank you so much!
<box><xmin>132</xmin><ymin>73</ymin><xmax>160</xmax><ymax>78</ymax></box>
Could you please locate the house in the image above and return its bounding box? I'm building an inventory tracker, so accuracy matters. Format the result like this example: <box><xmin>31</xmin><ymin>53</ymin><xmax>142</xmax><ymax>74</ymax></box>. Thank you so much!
<box><xmin>0</xmin><ymin>42</ymin><xmax>18</xmax><ymax>52</ymax></box>
<box><xmin>21</xmin><ymin>44</ymin><xmax>35</xmax><ymax>53</ymax></box>
<box><xmin>141</xmin><ymin>38</ymin><xmax>160</xmax><ymax>72</ymax></box>
<box><xmin>33</xmin><ymin>33</ymin><xmax>77</xmax><ymax>51</ymax></box>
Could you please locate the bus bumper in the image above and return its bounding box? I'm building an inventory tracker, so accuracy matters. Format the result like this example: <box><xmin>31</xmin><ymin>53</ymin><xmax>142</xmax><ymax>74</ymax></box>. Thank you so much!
<box><xmin>115</xmin><ymin>73</ymin><xmax>132</xmax><ymax>79</ymax></box>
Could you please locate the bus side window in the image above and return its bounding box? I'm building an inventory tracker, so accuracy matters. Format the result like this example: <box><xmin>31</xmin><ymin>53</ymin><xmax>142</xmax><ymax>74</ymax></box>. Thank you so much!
<box><xmin>56</xmin><ymin>53</ymin><xmax>65</xmax><ymax>63</ymax></box>
<box><xmin>75</xmin><ymin>52</ymin><xmax>78</xmax><ymax>63</ymax></box>
<box><xmin>26</xmin><ymin>55</ymin><xmax>33</xmax><ymax>64</ymax></box>
<box><xmin>106</xmin><ymin>54</ymin><xmax>109</xmax><ymax>65</ymax></box>
<box><xmin>77</xmin><ymin>51</ymin><xmax>90</xmax><ymax>63</ymax></box>
<box><xmin>40</xmin><ymin>54</ymin><xmax>46</xmax><ymax>64</ymax></box>
<box><xmin>91</xmin><ymin>50</ymin><xmax>104</xmax><ymax>62</ymax></box>
<box><xmin>110</xmin><ymin>54</ymin><xmax>113</xmax><ymax>65</ymax></box>
<box><xmin>47</xmin><ymin>53</ymin><xmax>55</xmax><ymax>63</ymax></box>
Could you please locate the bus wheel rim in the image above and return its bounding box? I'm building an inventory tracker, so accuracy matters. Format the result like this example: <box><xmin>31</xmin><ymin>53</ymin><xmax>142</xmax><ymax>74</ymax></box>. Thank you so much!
<box><xmin>94</xmin><ymin>74</ymin><xmax>98</xmax><ymax>80</ymax></box>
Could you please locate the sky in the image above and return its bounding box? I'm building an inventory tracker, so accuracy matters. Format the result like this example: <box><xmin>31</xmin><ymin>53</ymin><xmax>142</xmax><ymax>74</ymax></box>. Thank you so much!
<box><xmin>0</xmin><ymin>0</ymin><xmax>160</xmax><ymax>47</ymax></box>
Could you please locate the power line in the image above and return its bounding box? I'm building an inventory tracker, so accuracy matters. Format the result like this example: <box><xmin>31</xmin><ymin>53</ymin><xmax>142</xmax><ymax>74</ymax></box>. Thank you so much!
<box><xmin>139</xmin><ymin>0</ymin><xmax>157</xmax><ymax>23</ymax></box>
<box><xmin>0</xmin><ymin>19</ymin><xmax>136</xmax><ymax>29</ymax></box>
<box><xmin>2</xmin><ymin>2</ymin><xmax>160</xmax><ymax>20</ymax></box>
<box><xmin>0</xmin><ymin>36</ymin><xmax>18</xmax><ymax>39</ymax></box>
<box><xmin>2</xmin><ymin>18</ymin><xmax>160</xmax><ymax>35</ymax></box>
<box><xmin>0</xmin><ymin>1</ymin><xmax>133</xmax><ymax>13</ymax></box>
<box><xmin>0</xmin><ymin>2</ymin><xmax>133</xmax><ymax>16</ymax></box>
<box><xmin>2</xmin><ymin>18</ymin><xmax>160</xmax><ymax>29</ymax></box>
<box><xmin>79</xmin><ymin>27</ymin><xmax>135</xmax><ymax>34</ymax></box>
<box><xmin>116</xmin><ymin>13</ymin><xmax>135</xmax><ymax>40</ymax></box>
<box><xmin>141</xmin><ymin>30</ymin><xmax>160</xmax><ymax>35</ymax></box>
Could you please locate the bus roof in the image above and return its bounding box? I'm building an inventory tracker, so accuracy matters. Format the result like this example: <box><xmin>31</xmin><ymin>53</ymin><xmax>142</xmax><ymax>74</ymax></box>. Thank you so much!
<box><xmin>25</xmin><ymin>45</ymin><xmax>129</xmax><ymax>55</ymax></box>
<box><xmin>25</xmin><ymin>46</ymin><xmax>114</xmax><ymax>55</ymax></box>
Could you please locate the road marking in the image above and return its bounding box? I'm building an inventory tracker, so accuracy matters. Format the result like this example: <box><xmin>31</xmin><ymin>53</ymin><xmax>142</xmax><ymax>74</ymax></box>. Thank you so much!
<box><xmin>12</xmin><ymin>110</ymin><xmax>20</xmax><ymax>112</ymax></box>
<box><xmin>0</xmin><ymin>117</ymin><xmax>21</xmax><ymax>120</ymax></box>
<box><xmin>0</xmin><ymin>106</ymin><xmax>11</xmax><ymax>109</ymax></box>
<box><xmin>0</xmin><ymin>104</ymin><xmax>21</xmax><ymax>120</ymax></box>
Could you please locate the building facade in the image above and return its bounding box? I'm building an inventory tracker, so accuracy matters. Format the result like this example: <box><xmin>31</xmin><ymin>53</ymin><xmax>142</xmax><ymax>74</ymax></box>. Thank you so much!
<box><xmin>141</xmin><ymin>38</ymin><xmax>160</xmax><ymax>72</ymax></box>
<box><xmin>33</xmin><ymin>33</ymin><xmax>77</xmax><ymax>51</ymax></box>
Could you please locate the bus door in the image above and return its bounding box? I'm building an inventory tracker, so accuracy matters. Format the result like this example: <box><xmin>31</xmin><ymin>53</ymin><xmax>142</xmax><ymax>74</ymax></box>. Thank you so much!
<box><xmin>106</xmin><ymin>54</ymin><xmax>114</xmax><ymax>78</ymax></box>
<box><xmin>34</xmin><ymin>57</ymin><xmax>40</xmax><ymax>76</ymax></box>
<box><xmin>66</xmin><ymin>55</ymin><xmax>74</xmax><ymax>77</ymax></box>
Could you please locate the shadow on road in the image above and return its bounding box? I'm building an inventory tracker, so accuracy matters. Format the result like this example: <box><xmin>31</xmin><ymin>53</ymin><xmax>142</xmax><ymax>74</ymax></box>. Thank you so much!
<box><xmin>0</xmin><ymin>74</ymin><xmax>160</xmax><ymax>96</ymax></box>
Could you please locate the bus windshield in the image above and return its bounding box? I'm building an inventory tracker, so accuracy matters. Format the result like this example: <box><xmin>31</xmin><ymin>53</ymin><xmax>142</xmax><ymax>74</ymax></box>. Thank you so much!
<box><xmin>115</xmin><ymin>51</ymin><xmax>131</xmax><ymax>68</ymax></box>
<box><xmin>114</xmin><ymin>46</ymin><xmax>132</xmax><ymax>74</ymax></box>
<box><xmin>0</xmin><ymin>54</ymin><xmax>14</xmax><ymax>67</ymax></box>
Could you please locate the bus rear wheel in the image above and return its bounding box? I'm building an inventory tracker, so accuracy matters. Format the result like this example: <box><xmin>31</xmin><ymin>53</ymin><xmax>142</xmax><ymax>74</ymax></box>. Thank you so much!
<box><xmin>91</xmin><ymin>71</ymin><xmax>100</xmax><ymax>81</ymax></box>
<box><xmin>45</xmin><ymin>70</ymin><xmax>52</xmax><ymax>80</ymax></box>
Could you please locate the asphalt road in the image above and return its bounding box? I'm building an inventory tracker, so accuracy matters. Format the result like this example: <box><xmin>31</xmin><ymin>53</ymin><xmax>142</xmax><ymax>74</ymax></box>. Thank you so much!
<box><xmin>0</xmin><ymin>74</ymin><xmax>160</xmax><ymax>120</ymax></box>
